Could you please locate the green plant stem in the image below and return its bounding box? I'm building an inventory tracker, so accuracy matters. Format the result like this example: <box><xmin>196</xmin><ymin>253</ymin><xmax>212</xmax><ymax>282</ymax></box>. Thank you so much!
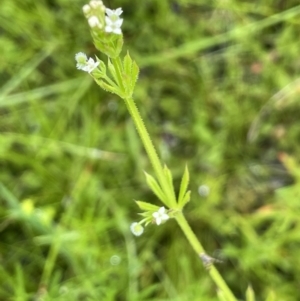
<box><xmin>175</xmin><ymin>212</ymin><xmax>237</xmax><ymax>301</ymax></box>
<box><xmin>123</xmin><ymin>95</ymin><xmax>237</xmax><ymax>301</ymax></box>
<box><xmin>124</xmin><ymin>97</ymin><xmax>177</xmax><ymax>207</ymax></box>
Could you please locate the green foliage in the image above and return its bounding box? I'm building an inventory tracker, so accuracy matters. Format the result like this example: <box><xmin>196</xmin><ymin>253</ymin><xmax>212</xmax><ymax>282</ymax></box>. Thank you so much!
<box><xmin>144</xmin><ymin>172</ymin><xmax>168</xmax><ymax>205</ymax></box>
<box><xmin>178</xmin><ymin>165</ymin><xmax>190</xmax><ymax>208</ymax></box>
<box><xmin>1</xmin><ymin>0</ymin><xmax>300</xmax><ymax>300</ymax></box>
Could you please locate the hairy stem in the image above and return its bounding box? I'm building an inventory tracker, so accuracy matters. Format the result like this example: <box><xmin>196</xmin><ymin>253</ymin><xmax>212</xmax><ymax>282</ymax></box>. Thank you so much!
<box><xmin>175</xmin><ymin>212</ymin><xmax>237</xmax><ymax>301</ymax></box>
<box><xmin>124</xmin><ymin>97</ymin><xmax>177</xmax><ymax>207</ymax></box>
<box><xmin>123</xmin><ymin>96</ymin><xmax>237</xmax><ymax>301</ymax></box>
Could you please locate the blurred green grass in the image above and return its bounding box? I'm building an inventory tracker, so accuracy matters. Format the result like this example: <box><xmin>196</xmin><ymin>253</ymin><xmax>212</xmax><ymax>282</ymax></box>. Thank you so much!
<box><xmin>1</xmin><ymin>0</ymin><xmax>300</xmax><ymax>300</ymax></box>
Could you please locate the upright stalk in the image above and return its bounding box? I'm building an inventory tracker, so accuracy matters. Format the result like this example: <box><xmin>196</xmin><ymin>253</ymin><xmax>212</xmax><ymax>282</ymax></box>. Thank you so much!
<box><xmin>176</xmin><ymin>212</ymin><xmax>237</xmax><ymax>301</ymax></box>
<box><xmin>123</xmin><ymin>97</ymin><xmax>177</xmax><ymax>208</ymax></box>
<box><xmin>123</xmin><ymin>96</ymin><xmax>237</xmax><ymax>301</ymax></box>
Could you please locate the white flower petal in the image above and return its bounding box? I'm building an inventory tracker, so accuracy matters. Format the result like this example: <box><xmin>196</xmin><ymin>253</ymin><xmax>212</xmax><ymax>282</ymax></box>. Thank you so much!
<box><xmin>112</xmin><ymin>27</ymin><xmax>122</xmax><ymax>34</ymax></box>
<box><xmin>105</xmin><ymin>16</ymin><xmax>113</xmax><ymax>25</ymax></box>
<box><xmin>152</xmin><ymin>212</ymin><xmax>159</xmax><ymax>219</ymax></box>
<box><xmin>106</xmin><ymin>7</ymin><xmax>123</xmax><ymax>17</ymax></box>
<box><xmin>161</xmin><ymin>214</ymin><xmax>169</xmax><ymax>221</ymax></box>
<box><xmin>158</xmin><ymin>207</ymin><xmax>166</xmax><ymax>214</ymax></box>
<box><xmin>156</xmin><ymin>218</ymin><xmax>162</xmax><ymax>225</ymax></box>
<box><xmin>115</xmin><ymin>8</ymin><xmax>123</xmax><ymax>16</ymax></box>
<box><xmin>88</xmin><ymin>16</ymin><xmax>101</xmax><ymax>28</ymax></box>
<box><xmin>75</xmin><ymin>52</ymin><xmax>87</xmax><ymax>61</ymax></box>
<box><xmin>105</xmin><ymin>26</ymin><xmax>113</xmax><ymax>33</ymax></box>
<box><xmin>115</xmin><ymin>18</ymin><xmax>123</xmax><ymax>27</ymax></box>
<box><xmin>105</xmin><ymin>8</ymin><xmax>114</xmax><ymax>16</ymax></box>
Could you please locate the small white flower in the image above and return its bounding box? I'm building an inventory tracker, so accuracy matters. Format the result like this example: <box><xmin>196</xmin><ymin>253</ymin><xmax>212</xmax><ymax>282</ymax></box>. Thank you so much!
<box><xmin>82</xmin><ymin>58</ymin><xmax>100</xmax><ymax>73</ymax></box>
<box><xmin>105</xmin><ymin>17</ymin><xmax>123</xmax><ymax>34</ymax></box>
<box><xmin>130</xmin><ymin>222</ymin><xmax>144</xmax><ymax>236</ymax></box>
<box><xmin>75</xmin><ymin>52</ymin><xmax>88</xmax><ymax>69</ymax></box>
<box><xmin>88</xmin><ymin>16</ymin><xmax>102</xmax><ymax>28</ymax></box>
<box><xmin>104</xmin><ymin>7</ymin><xmax>123</xmax><ymax>34</ymax></box>
<box><xmin>75</xmin><ymin>52</ymin><xmax>99</xmax><ymax>73</ymax></box>
<box><xmin>153</xmin><ymin>207</ymin><xmax>169</xmax><ymax>225</ymax></box>
<box><xmin>82</xmin><ymin>4</ymin><xmax>91</xmax><ymax>14</ymax></box>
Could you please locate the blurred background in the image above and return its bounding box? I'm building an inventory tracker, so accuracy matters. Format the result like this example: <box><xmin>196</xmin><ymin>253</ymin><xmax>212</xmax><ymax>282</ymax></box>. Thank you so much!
<box><xmin>1</xmin><ymin>0</ymin><xmax>300</xmax><ymax>300</ymax></box>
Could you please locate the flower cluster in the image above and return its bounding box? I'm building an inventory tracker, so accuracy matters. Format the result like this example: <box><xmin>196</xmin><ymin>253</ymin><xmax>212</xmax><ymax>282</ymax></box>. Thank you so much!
<box><xmin>82</xmin><ymin>0</ymin><xmax>106</xmax><ymax>30</ymax></box>
<box><xmin>130</xmin><ymin>207</ymin><xmax>170</xmax><ymax>237</ymax></box>
<box><xmin>82</xmin><ymin>1</ymin><xmax>123</xmax><ymax>35</ymax></box>
<box><xmin>105</xmin><ymin>8</ymin><xmax>123</xmax><ymax>35</ymax></box>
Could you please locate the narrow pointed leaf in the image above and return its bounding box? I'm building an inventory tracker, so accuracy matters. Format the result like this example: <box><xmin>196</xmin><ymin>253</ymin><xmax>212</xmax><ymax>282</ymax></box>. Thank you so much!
<box><xmin>136</xmin><ymin>201</ymin><xmax>159</xmax><ymax>212</ymax></box>
<box><xmin>265</xmin><ymin>291</ymin><xmax>276</xmax><ymax>301</ymax></box>
<box><xmin>94</xmin><ymin>79</ymin><xmax>121</xmax><ymax>96</ymax></box>
<box><xmin>163</xmin><ymin>164</ymin><xmax>175</xmax><ymax>195</ymax></box>
<box><xmin>131</xmin><ymin>60</ymin><xmax>139</xmax><ymax>91</ymax></box>
<box><xmin>180</xmin><ymin>191</ymin><xmax>191</xmax><ymax>208</ymax></box>
<box><xmin>96</xmin><ymin>57</ymin><xmax>106</xmax><ymax>74</ymax></box>
<box><xmin>178</xmin><ymin>165</ymin><xmax>190</xmax><ymax>206</ymax></box>
<box><xmin>144</xmin><ymin>172</ymin><xmax>167</xmax><ymax>204</ymax></box>
<box><xmin>246</xmin><ymin>285</ymin><xmax>255</xmax><ymax>301</ymax></box>
<box><xmin>123</xmin><ymin>52</ymin><xmax>132</xmax><ymax>78</ymax></box>
<box><xmin>107</xmin><ymin>58</ymin><xmax>119</xmax><ymax>85</ymax></box>
<box><xmin>138</xmin><ymin>212</ymin><xmax>150</xmax><ymax>217</ymax></box>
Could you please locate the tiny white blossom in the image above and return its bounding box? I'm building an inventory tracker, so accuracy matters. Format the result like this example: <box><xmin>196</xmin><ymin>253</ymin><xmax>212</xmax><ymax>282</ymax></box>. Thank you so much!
<box><xmin>75</xmin><ymin>52</ymin><xmax>88</xmax><ymax>69</ymax></box>
<box><xmin>104</xmin><ymin>7</ymin><xmax>123</xmax><ymax>34</ymax></box>
<box><xmin>88</xmin><ymin>16</ymin><xmax>102</xmax><ymax>28</ymax></box>
<box><xmin>153</xmin><ymin>207</ymin><xmax>169</xmax><ymax>225</ymax></box>
<box><xmin>105</xmin><ymin>17</ymin><xmax>123</xmax><ymax>34</ymax></box>
<box><xmin>130</xmin><ymin>222</ymin><xmax>144</xmax><ymax>236</ymax></box>
<box><xmin>75</xmin><ymin>53</ymin><xmax>99</xmax><ymax>73</ymax></box>
<box><xmin>82</xmin><ymin>4</ymin><xmax>91</xmax><ymax>14</ymax></box>
<box><xmin>82</xmin><ymin>58</ymin><xmax>100</xmax><ymax>73</ymax></box>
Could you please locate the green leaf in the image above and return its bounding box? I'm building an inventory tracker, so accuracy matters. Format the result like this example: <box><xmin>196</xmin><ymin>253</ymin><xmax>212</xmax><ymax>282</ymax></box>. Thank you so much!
<box><xmin>123</xmin><ymin>52</ymin><xmax>132</xmax><ymax>78</ymax></box>
<box><xmin>265</xmin><ymin>291</ymin><xmax>276</xmax><ymax>301</ymax></box>
<box><xmin>246</xmin><ymin>285</ymin><xmax>255</xmax><ymax>301</ymax></box>
<box><xmin>107</xmin><ymin>58</ymin><xmax>119</xmax><ymax>85</ymax></box>
<box><xmin>94</xmin><ymin>79</ymin><xmax>122</xmax><ymax>97</ymax></box>
<box><xmin>144</xmin><ymin>172</ymin><xmax>167</xmax><ymax>204</ymax></box>
<box><xmin>131</xmin><ymin>60</ymin><xmax>139</xmax><ymax>91</ymax></box>
<box><xmin>136</xmin><ymin>201</ymin><xmax>159</xmax><ymax>212</ymax></box>
<box><xmin>123</xmin><ymin>52</ymin><xmax>134</xmax><ymax>97</ymax></box>
<box><xmin>163</xmin><ymin>164</ymin><xmax>175</xmax><ymax>194</ymax></box>
<box><xmin>178</xmin><ymin>165</ymin><xmax>190</xmax><ymax>207</ymax></box>
<box><xmin>122</xmin><ymin>52</ymin><xmax>139</xmax><ymax>98</ymax></box>
<box><xmin>180</xmin><ymin>191</ymin><xmax>191</xmax><ymax>207</ymax></box>
<box><xmin>98</xmin><ymin>60</ymin><xmax>106</xmax><ymax>75</ymax></box>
